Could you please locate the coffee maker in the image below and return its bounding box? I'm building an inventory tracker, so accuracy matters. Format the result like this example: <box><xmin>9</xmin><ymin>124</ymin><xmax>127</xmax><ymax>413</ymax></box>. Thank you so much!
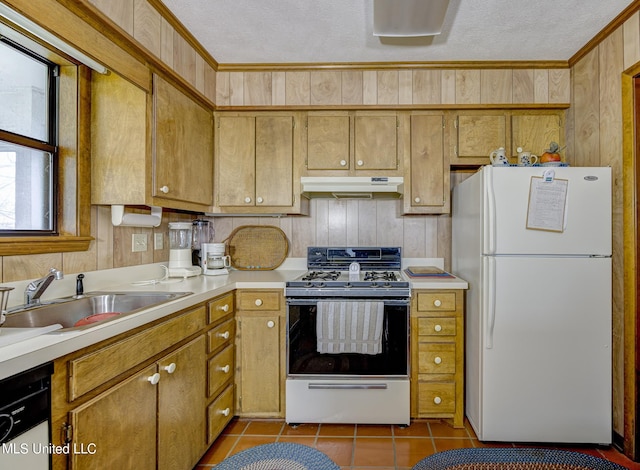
<box><xmin>168</xmin><ymin>222</ymin><xmax>201</xmax><ymax>278</ymax></box>
<box><xmin>201</xmin><ymin>243</ymin><xmax>231</xmax><ymax>276</ymax></box>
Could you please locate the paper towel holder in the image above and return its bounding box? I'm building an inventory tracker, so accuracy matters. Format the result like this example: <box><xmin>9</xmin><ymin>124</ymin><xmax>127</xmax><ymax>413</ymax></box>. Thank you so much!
<box><xmin>111</xmin><ymin>205</ymin><xmax>162</xmax><ymax>227</ymax></box>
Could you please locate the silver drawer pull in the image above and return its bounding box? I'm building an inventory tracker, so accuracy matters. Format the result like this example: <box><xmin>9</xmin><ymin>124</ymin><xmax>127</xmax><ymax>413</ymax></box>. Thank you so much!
<box><xmin>217</xmin><ymin>331</ymin><xmax>230</xmax><ymax>339</ymax></box>
<box><xmin>308</xmin><ymin>383</ymin><xmax>387</xmax><ymax>390</ymax></box>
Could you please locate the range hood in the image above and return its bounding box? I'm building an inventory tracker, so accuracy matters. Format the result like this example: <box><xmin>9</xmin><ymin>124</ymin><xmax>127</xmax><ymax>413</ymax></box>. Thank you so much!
<box><xmin>301</xmin><ymin>176</ymin><xmax>403</xmax><ymax>199</ymax></box>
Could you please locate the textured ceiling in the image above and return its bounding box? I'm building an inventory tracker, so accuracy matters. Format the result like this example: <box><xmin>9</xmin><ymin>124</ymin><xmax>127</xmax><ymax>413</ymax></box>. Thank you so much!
<box><xmin>161</xmin><ymin>0</ymin><xmax>635</xmax><ymax>65</ymax></box>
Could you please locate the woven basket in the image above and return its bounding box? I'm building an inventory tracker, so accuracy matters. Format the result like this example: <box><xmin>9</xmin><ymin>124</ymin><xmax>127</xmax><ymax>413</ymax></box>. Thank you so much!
<box><xmin>225</xmin><ymin>225</ymin><xmax>289</xmax><ymax>270</ymax></box>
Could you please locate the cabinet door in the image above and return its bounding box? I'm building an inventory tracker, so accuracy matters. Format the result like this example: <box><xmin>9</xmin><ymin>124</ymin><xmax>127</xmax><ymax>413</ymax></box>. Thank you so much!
<box><xmin>354</xmin><ymin>113</ymin><xmax>398</xmax><ymax>170</ymax></box>
<box><xmin>158</xmin><ymin>336</ymin><xmax>206</xmax><ymax>470</ymax></box>
<box><xmin>307</xmin><ymin>113</ymin><xmax>350</xmax><ymax>170</ymax></box>
<box><xmin>217</xmin><ymin>115</ymin><xmax>256</xmax><ymax>206</ymax></box>
<box><xmin>406</xmin><ymin>113</ymin><xmax>449</xmax><ymax>214</ymax></box>
<box><xmin>69</xmin><ymin>365</ymin><xmax>157</xmax><ymax>470</ymax></box>
<box><xmin>452</xmin><ymin>113</ymin><xmax>507</xmax><ymax>165</ymax></box>
<box><xmin>153</xmin><ymin>75</ymin><xmax>213</xmax><ymax>207</ymax></box>
<box><xmin>237</xmin><ymin>314</ymin><xmax>281</xmax><ymax>415</ymax></box>
<box><xmin>511</xmin><ymin>113</ymin><xmax>563</xmax><ymax>157</ymax></box>
<box><xmin>255</xmin><ymin>115</ymin><xmax>294</xmax><ymax>206</ymax></box>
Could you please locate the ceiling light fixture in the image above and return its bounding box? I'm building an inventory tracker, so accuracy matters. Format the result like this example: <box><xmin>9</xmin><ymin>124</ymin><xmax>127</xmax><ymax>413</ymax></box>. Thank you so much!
<box><xmin>0</xmin><ymin>3</ymin><xmax>108</xmax><ymax>74</ymax></box>
<box><xmin>373</xmin><ymin>0</ymin><xmax>450</xmax><ymax>37</ymax></box>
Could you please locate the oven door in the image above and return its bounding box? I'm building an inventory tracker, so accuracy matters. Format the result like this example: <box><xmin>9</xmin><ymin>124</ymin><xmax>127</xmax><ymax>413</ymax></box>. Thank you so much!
<box><xmin>286</xmin><ymin>297</ymin><xmax>409</xmax><ymax>378</ymax></box>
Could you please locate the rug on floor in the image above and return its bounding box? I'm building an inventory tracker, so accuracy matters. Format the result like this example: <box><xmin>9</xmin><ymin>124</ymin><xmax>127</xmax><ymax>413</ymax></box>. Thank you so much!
<box><xmin>213</xmin><ymin>442</ymin><xmax>340</xmax><ymax>470</ymax></box>
<box><xmin>412</xmin><ymin>448</ymin><xmax>627</xmax><ymax>470</ymax></box>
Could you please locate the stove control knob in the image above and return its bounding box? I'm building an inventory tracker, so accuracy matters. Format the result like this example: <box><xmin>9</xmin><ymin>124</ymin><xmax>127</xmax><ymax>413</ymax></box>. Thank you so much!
<box><xmin>344</xmin><ymin>282</ymin><xmax>352</xmax><ymax>288</ymax></box>
<box><xmin>317</xmin><ymin>282</ymin><xmax>325</xmax><ymax>288</ymax></box>
<box><xmin>383</xmin><ymin>282</ymin><xmax>392</xmax><ymax>288</ymax></box>
<box><xmin>305</xmin><ymin>282</ymin><xmax>313</xmax><ymax>288</ymax></box>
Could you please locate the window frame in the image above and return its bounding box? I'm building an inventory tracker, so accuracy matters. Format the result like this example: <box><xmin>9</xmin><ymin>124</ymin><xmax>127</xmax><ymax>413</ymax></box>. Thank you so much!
<box><xmin>0</xmin><ymin>36</ymin><xmax>59</xmax><ymax>236</ymax></box>
<box><xmin>0</xmin><ymin>20</ymin><xmax>92</xmax><ymax>255</ymax></box>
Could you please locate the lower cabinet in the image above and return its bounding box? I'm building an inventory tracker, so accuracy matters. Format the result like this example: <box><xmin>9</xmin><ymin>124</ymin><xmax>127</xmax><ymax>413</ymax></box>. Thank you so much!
<box><xmin>235</xmin><ymin>289</ymin><xmax>285</xmax><ymax>417</ymax></box>
<box><xmin>411</xmin><ymin>289</ymin><xmax>465</xmax><ymax>428</ymax></box>
<box><xmin>50</xmin><ymin>300</ymin><xmax>231</xmax><ymax>470</ymax></box>
<box><xmin>68</xmin><ymin>336</ymin><xmax>205</xmax><ymax>470</ymax></box>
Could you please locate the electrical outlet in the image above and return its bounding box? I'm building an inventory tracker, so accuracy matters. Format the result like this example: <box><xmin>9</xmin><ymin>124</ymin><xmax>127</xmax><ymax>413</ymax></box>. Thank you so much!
<box><xmin>132</xmin><ymin>233</ymin><xmax>148</xmax><ymax>252</ymax></box>
<box><xmin>154</xmin><ymin>233</ymin><xmax>163</xmax><ymax>250</ymax></box>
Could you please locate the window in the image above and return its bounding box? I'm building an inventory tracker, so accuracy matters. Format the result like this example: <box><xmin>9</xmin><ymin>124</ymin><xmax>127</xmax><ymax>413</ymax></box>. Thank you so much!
<box><xmin>0</xmin><ymin>38</ymin><xmax>57</xmax><ymax>235</ymax></box>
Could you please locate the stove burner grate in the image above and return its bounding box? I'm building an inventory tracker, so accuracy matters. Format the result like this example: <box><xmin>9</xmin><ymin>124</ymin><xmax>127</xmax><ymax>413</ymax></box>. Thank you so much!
<box><xmin>301</xmin><ymin>271</ymin><xmax>340</xmax><ymax>281</ymax></box>
<box><xmin>363</xmin><ymin>271</ymin><xmax>400</xmax><ymax>282</ymax></box>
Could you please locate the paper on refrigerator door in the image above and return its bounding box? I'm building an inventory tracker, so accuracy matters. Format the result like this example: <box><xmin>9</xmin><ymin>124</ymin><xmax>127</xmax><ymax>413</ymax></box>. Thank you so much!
<box><xmin>526</xmin><ymin>176</ymin><xmax>568</xmax><ymax>232</ymax></box>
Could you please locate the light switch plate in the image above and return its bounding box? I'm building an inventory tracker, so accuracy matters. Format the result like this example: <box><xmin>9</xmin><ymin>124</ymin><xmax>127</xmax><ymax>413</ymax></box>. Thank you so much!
<box><xmin>132</xmin><ymin>233</ymin><xmax>148</xmax><ymax>252</ymax></box>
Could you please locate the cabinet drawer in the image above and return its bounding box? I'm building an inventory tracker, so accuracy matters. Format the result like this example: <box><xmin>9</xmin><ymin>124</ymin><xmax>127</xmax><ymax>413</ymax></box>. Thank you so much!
<box><xmin>208</xmin><ymin>345</ymin><xmax>234</xmax><ymax>397</ymax></box>
<box><xmin>69</xmin><ymin>306</ymin><xmax>206</xmax><ymax>400</ymax></box>
<box><xmin>416</xmin><ymin>292</ymin><xmax>456</xmax><ymax>312</ymax></box>
<box><xmin>417</xmin><ymin>343</ymin><xmax>456</xmax><ymax>375</ymax></box>
<box><xmin>237</xmin><ymin>291</ymin><xmax>281</xmax><ymax>311</ymax></box>
<box><xmin>208</xmin><ymin>319</ymin><xmax>235</xmax><ymax>354</ymax></box>
<box><xmin>207</xmin><ymin>384</ymin><xmax>234</xmax><ymax>444</ymax></box>
<box><xmin>417</xmin><ymin>382</ymin><xmax>456</xmax><ymax>414</ymax></box>
<box><xmin>417</xmin><ymin>317</ymin><xmax>456</xmax><ymax>337</ymax></box>
<box><xmin>209</xmin><ymin>293</ymin><xmax>234</xmax><ymax>324</ymax></box>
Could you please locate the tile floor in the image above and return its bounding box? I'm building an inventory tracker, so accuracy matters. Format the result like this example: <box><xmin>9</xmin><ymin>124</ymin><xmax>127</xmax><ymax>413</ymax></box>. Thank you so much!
<box><xmin>195</xmin><ymin>418</ymin><xmax>640</xmax><ymax>469</ymax></box>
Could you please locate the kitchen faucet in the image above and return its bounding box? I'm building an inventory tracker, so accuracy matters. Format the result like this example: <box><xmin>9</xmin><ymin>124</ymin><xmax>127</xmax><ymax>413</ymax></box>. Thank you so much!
<box><xmin>24</xmin><ymin>268</ymin><xmax>64</xmax><ymax>306</ymax></box>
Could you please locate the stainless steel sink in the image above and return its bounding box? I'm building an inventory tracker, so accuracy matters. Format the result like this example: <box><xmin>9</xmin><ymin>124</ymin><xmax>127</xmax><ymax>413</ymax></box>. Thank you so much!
<box><xmin>2</xmin><ymin>291</ymin><xmax>192</xmax><ymax>331</ymax></box>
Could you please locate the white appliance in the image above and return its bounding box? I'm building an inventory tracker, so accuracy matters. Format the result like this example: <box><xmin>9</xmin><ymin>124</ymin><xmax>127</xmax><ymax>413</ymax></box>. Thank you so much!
<box><xmin>452</xmin><ymin>165</ymin><xmax>612</xmax><ymax>444</ymax></box>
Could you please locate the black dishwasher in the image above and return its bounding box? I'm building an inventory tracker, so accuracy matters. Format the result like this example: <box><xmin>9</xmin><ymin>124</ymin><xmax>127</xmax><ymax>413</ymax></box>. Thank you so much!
<box><xmin>0</xmin><ymin>362</ymin><xmax>53</xmax><ymax>468</ymax></box>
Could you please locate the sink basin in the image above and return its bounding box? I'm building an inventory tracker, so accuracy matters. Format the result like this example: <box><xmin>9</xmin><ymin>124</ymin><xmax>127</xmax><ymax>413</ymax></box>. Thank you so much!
<box><xmin>2</xmin><ymin>291</ymin><xmax>192</xmax><ymax>331</ymax></box>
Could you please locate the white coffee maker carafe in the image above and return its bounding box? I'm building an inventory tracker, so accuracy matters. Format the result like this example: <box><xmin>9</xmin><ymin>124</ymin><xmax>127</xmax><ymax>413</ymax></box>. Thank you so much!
<box><xmin>201</xmin><ymin>243</ymin><xmax>231</xmax><ymax>276</ymax></box>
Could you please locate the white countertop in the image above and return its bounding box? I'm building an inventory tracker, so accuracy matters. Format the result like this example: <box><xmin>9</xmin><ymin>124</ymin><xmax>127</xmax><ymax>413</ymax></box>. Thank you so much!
<box><xmin>0</xmin><ymin>260</ymin><xmax>467</xmax><ymax>381</ymax></box>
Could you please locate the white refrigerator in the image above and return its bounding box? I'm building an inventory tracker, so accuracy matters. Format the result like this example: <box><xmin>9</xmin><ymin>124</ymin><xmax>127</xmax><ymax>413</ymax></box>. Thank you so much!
<box><xmin>452</xmin><ymin>165</ymin><xmax>612</xmax><ymax>444</ymax></box>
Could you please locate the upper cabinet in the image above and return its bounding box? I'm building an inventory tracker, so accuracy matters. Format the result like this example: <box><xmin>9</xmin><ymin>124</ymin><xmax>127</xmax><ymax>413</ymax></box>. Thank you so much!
<box><xmin>91</xmin><ymin>72</ymin><xmax>214</xmax><ymax>212</ymax></box>
<box><xmin>449</xmin><ymin>110</ymin><xmax>564</xmax><ymax>166</ymax></box>
<box><xmin>510</xmin><ymin>112</ymin><xmax>563</xmax><ymax>158</ymax></box>
<box><xmin>449</xmin><ymin>111</ymin><xmax>507</xmax><ymax>166</ymax></box>
<box><xmin>213</xmin><ymin>112</ymin><xmax>309</xmax><ymax>215</ymax></box>
<box><xmin>402</xmin><ymin>112</ymin><xmax>449</xmax><ymax>215</ymax></box>
<box><xmin>304</xmin><ymin>111</ymin><xmax>402</xmax><ymax>176</ymax></box>
<box><xmin>153</xmin><ymin>74</ymin><xmax>214</xmax><ymax>209</ymax></box>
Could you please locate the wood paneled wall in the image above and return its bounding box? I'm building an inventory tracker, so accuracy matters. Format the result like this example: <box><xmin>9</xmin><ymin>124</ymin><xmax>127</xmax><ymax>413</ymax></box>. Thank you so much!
<box><xmin>216</xmin><ymin>69</ymin><xmax>570</xmax><ymax>107</ymax></box>
<box><xmin>569</xmin><ymin>10</ymin><xmax>640</xmax><ymax>442</ymax></box>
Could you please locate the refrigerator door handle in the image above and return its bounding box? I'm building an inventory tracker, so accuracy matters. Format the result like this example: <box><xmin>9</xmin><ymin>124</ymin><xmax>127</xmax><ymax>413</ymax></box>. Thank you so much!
<box><xmin>485</xmin><ymin>256</ymin><xmax>497</xmax><ymax>349</ymax></box>
<box><xmin>485</xmin><ymin>166</ymin><xmax>497</xmax><ymax>255</ymax></box>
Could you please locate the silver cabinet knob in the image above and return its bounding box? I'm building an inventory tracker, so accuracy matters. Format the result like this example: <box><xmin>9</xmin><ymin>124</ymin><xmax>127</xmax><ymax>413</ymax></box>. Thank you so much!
<box><xmin>340</xmin><ymin>160</ymin><xmax>347</xmax><ymax>167</ymax></box>
<box><xmin>244</xmin><ymin>196</ymin><xmax>252</xmax><ymax>204</ymax></box>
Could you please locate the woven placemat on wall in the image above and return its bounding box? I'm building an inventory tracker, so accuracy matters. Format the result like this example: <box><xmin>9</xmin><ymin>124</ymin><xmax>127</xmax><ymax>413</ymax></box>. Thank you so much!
<box><xmin>224</xmin><ymin>225</ymin><xmax>289</xmax><ymax>270</ymax></box>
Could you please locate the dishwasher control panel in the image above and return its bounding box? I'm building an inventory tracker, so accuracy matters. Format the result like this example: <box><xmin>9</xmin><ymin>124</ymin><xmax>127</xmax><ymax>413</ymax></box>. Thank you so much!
<box><xmin>0</xmin><ymin>362</ymin><xmax>52</xmax><ymax>444</ymax></box>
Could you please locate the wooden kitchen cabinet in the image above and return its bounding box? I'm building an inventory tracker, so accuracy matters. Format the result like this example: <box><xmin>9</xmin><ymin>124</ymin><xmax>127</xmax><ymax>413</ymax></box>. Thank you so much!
<box><xmin>69</xmin><ymin>364</ymin><xmax>157</xmax><ymax>470</ymax></box>
<box><xmin>153</xmin><ymin>74</ymin><xmax>214</xmax><ymax>209</ymax></box>
<box><xmin>510</xmin><ymin>111</ymin><xmax>564</xmax><ymax>158</ymax></box>
<box><xmin>51</xmin><ymin>304</ymin><xmax>212</xmax><ymax>470</ymax></box>
<box><xmin>206</xmin><ymin>292</ymin><xmax>235</xmax><ymax>446</ymax></box>
<box><xmin>449</xmin><ymin>111</ymin><xmax>507</xmax><ymax>166</ymax></box>
<box><xmin>91</xmin><ymin>72</ymin><xmax>214</xmax><ymax>212</ymax></box>
<box><xmin>411</xmin><ymin>289</ymin><xmax>465</xmax><ymax>427</ymax></box>
<box><xmin>304</xmin><ymin>111</ymin><xmax>402</xmax><ymax>176</ymax></box>
<box><xmin>403</xmin><ymin>112</ymin><xmax>449</xmax><ymax>214</ymax></box>
<box><xmin>214</xmin><ymin>112</ymin><xmax>308</xmax><ymax>214</ymax></box>
<box><xmin>68</xmin><ymin>336</ymin><xmax>206</xmax><ymax>470</ymax></box>
<box><xmin>235</xmin><ymin>289</ymin><xmax>285</xmax><ymax>417</ymax></box>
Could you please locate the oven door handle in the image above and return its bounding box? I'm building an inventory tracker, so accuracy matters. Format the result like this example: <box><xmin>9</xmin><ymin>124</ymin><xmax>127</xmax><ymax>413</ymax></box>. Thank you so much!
<box><xmin>286</xmin><ymin>298</ymin><xmax>410</xmax><ymax>306</ymax></box>
<box><xmin>308</xmin><ymin>383</ymin><xmax>388</xmax><ymax>390</ymax></box>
